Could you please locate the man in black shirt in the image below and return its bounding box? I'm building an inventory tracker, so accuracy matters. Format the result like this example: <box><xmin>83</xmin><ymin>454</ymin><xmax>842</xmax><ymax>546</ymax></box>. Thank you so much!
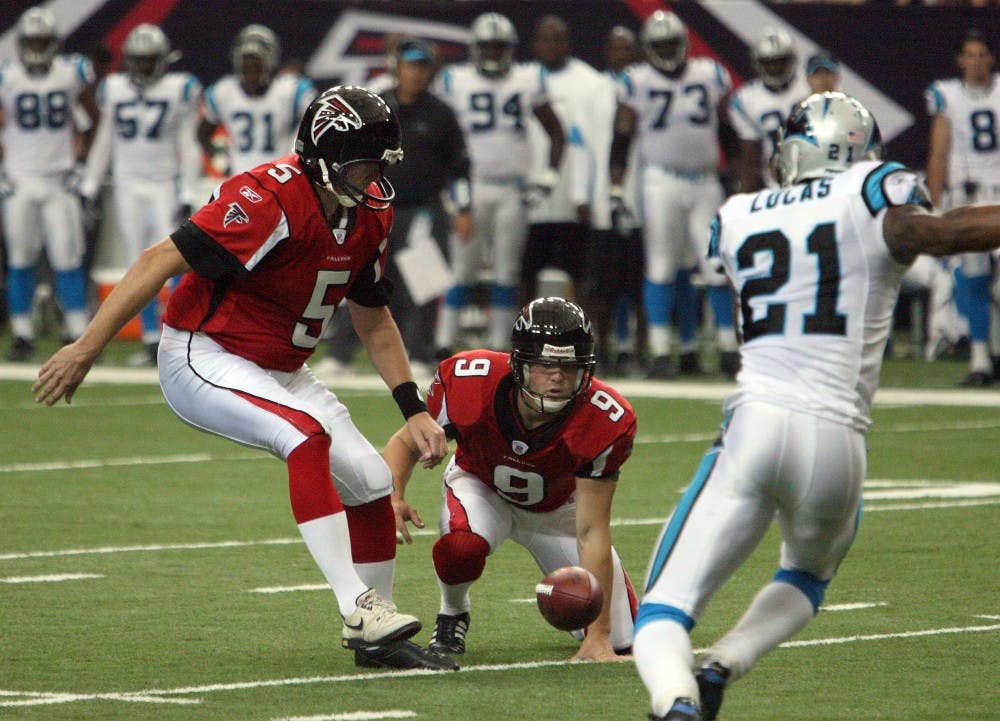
<box><xmin>318</xmin><ymin>38</ymin><xmax>471</xmax><ymax>379</ymax></box>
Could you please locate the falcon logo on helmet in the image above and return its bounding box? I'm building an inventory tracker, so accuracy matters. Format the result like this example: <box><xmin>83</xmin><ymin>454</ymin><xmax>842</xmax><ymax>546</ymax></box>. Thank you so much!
<box><xmin>311</xmin><ymin>94</ymin><xmax>364</xmax><ymax>143</ymax></box>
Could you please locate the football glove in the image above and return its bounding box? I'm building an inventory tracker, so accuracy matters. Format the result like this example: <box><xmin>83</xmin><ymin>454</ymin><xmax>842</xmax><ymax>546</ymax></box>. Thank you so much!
<box><xmin>521</xmin><ymin>167</ymin><xmax>559</xmax><ymax>208</ymax></box>
<box><xmin>63</xmin><ymin>164</ymin><xmax>85</xmax><ymax>196</ymax></box>
<box><xmin>0</xmin><ymin>171</ymin><xmax>15</xmax><ymax>199</ymax></box>
<box><xmin>609</xmin><ymin>184</ymin><xmax>634</xmax><ymax>238</ymax></box>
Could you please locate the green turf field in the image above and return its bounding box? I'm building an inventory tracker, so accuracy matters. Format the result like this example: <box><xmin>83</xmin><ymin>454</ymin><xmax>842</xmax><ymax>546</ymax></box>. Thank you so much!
<box><xmin>1</xmin><ymin>350</ymin><xmax>998</xmax><ymax>721</ymax></box>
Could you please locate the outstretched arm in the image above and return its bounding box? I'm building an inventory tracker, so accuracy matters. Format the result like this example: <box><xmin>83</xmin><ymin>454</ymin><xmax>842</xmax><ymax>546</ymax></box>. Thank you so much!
<box><xmin>883</xmin><ymin>202</ymin><xmax>1000</xmax><ymax>265</ymax></box>
<box><xmin>383</xmin><ymin>424</ymin><xmax>432</xmax><ymax>544</ymax></box>
<box><xmin>34</xmin><ymin>238</ymin><xmax>191</xmax><ymax>405</ymax></box>
<box><xmin>572</xmin><ymin>476</ymin><xmax>627</xmax><ymax>663</ymax></box>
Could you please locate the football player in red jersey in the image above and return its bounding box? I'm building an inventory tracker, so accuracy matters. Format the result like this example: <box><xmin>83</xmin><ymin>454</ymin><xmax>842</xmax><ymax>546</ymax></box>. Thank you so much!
<box><xmin>33</xmin><ymin>86</ymin><xmax>457</xmax><ymax>671</ymax></box>
<box><xmin>385</xmin><ymin>297</ymin><xmax>639</xmax><ymax>662</ymax></box>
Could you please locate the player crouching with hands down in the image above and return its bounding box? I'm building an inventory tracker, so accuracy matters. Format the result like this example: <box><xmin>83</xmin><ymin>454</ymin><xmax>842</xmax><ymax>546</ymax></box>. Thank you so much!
<box><xmin>33</xmin><ymin>86</ymin><xmax>457</xmax><ymax>671</ymax></box>
<box><xmin>385</xmin><ymin>297</ymin><xmax>639</xmax><ymax>661</ymax></box>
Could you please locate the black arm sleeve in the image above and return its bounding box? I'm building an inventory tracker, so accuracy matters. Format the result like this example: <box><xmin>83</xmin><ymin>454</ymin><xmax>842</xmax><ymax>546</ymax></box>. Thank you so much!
<box><xmin>170</xmin><ymin>220</ymin><xmax>249</xmax><ymax>280</ymax></box>
<box><xmin>346</xmin><ymin>249</ymin><xmax>394</xmax><ymax>307</ymax></box>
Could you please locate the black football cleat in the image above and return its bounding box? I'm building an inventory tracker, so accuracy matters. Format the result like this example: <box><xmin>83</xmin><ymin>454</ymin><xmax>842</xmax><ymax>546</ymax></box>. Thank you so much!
<box><xmin>679</xmin><ymin>351</ymin><xmax>708</xmax><ymax>376</ymax></box>
<box><xmin>649</xmin><ymin>696</ymin><xmax>702</xmax><ymax>721</ymax></box>
<box><xmin>718</xmin><ymin>351</ymin><xmax>740</xmax><ymax>379</ymax></box>
<box><xmin>429</xmin><ymin>612</ymin><xmax>469</xmax><ymax>655</ymax></box>
<box><xmin>956</xmin><ymin>370</ymin><xmax>993</xmax><ymax>387</ymax></box>
<box><xmin>6</xmin><ymin>336</ymin><xmax>35</xmax><ymax>362</ymax></box>
<box><xmin>354</xmin><ymin>639</ymin><xmax>459</xmax><ymax>671</ymax></box>
<box><xmin>645</xmin><ymin>355</ymin><xmax>676</xmax><ymax>380</ymax></box>
<box><xmin>695</xmin><ymin>661</ymin><xmax>730</xmax><ymax>721</ymax></box>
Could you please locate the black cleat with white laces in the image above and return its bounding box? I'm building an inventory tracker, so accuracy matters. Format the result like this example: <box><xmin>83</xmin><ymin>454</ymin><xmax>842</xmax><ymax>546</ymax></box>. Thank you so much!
<box><xmin>354</xmin><ymin>639</ymin><xmax>459</xmax><ymax>671</ymax></box>
<box><xmin>429</xmin><ymin>612</ymin><xmax>470</xmax><ymax>655</ymax></box>
<box><xmin>649</xmin><ymin>696</ymin><xmax>702</xmax><ymax>721</ymax></box>
<box><xmin>695</xmin><ymin>661</ymin><xmax>730</xmax><ymax>721</ymax></box>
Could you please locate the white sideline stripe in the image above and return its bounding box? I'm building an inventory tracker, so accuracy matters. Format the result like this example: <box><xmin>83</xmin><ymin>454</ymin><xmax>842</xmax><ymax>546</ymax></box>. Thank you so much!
<box><xmin>3</xmin><ymin>493</ymin><xmax>999</xmax><ymax>563</ymax></box>
<box><xmin>5</xmin><ymin>361</ymin><xmax>1000</xmax><ymax>405</ymax></box>
<box><xmin>0</xmin><ymin>538</ymin><xmax>302</xmax><ymax>562</ymax></box>
<box><xmin>250</xmin><ymin>584</ymin><xmax>329</xmax><ymax>594</ymax></box>
<box><xmin>274</xmin><ymin>712</ymin><xmax>416</xmax><ymax>721</ymax></box>
<box><xmin>0</xmin><ymin>452</ymin><xmax>265</xmax><ymax>474</ymax></box>
<box><xmin>0</xmin><ymin>573</ymin><xmax>103</xmax><ymax>584</ymax></box>
<box><xmin>2</xmin><ymin>623</ymin><xmax>997</xmax><ymax>708</ymax></box>
<box><xmin>821</xmin><ymin>602</ymin><xmax>887</xmax><ymax>612</ymax></box>
<box><xmin>779</xmin><ymin>623</ymin><xmax>1000</xmax><ymax>648</ymax></box>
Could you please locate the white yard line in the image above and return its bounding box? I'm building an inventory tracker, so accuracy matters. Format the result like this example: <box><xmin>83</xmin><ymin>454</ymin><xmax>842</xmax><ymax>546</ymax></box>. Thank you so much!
<box><xmin>274</xmin><ymin>712</ymin><xmax>417</xmax><ymax>721</ymax></box>
<box><xmin>0</xmin><ymin>573</ymin><xmax>102</xmax><ymax>584</ymax></box>
<box><xmin>2</xmin><ymin>623</ymin><xmax>997</xmax><ymax>708</ymax></box>
<box><xmin>4</xmin><ymin>362</ymin><xmax>1000</xmax><ymax>405</ymax></box>
<box><xmin>249</xmin><ymin>584</ymin><xmax>329</xmax><ymax>594</ymax></box>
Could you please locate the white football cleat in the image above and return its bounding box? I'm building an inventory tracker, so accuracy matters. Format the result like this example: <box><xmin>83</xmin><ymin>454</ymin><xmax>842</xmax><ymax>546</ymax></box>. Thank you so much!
<box><xmin>341</xmin><ymin>588</ymin><xmax>421</xmax><ymax>649</ymax></box>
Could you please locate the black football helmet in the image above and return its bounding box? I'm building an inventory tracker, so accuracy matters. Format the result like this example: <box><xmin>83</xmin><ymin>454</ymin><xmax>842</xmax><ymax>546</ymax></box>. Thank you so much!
<box><xmin>294</xmin><ymin>86</ymin><xmax>403</xmax><ymax>210</ymax></box>
<box><xmin>510</xmin><ymin>297</ymin><xmax>596</xmax><ymax>414</ymax></box>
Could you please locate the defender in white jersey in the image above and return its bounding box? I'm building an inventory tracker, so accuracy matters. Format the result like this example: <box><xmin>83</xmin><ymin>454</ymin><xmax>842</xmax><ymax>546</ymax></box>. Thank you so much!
<box><xmin>611</xmin><ymin>11</ymin><xmax>738</xmax><ymax>380</ymax></box>
<box><xmin>199</xmin><ymin>25</ymin><xmax>316</xmax><ymax>177</ymax></box>
<box><xmin>1</xmin><ymin>6</ymin><xmax>97</xmax><ymax>361</ymax></box>
<box><xmin>728</xmin><ymin>28</ymin><xmax>809</xmax><ymax>192</ymax></box>
<box><xmin>925</xmin><ymin>29</ymin><xmax>1000</xmax><ymax>386</ymax></box>
<box><xmin>81</xmin><ymin>24</ymin><xmax>202</xmax><ymax>364</ymax></box>
<box><xmin>433</xmin><ymin>12</ymin><xmax>565</xmax><ymax>354</ymax></box>
<box><xmin>633</xmin><ymin>92</ymin><xmax>1000</xmax><ymax>721</ymax></box>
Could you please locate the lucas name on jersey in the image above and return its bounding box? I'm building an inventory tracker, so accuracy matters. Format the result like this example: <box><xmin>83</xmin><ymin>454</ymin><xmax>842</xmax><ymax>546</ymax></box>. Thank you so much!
<box><xmin>749</xmin><ymin>178</ymin><xmax>832</xmax><ymax>213</ymax></box>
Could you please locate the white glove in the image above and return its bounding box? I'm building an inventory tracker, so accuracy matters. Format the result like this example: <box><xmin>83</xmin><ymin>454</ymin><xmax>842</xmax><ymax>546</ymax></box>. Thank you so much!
<box><xmin>522</xmin><ymin>167</ymin><xmax>559</xmax><ymax>208</ymax></box>
<box><xmin>63</xmin><ymin>164</ymin><xmax>85</xmax><ymax>195</ymax></box>
<box><xmin>0</xmin><ymin>171</ymin><xmax>15</xmax><ymax>199</ymax></box>
<box><xmin>609</xmin><ymin>184</ymin><xmax>634</xmax><ymax>238</ymax></box>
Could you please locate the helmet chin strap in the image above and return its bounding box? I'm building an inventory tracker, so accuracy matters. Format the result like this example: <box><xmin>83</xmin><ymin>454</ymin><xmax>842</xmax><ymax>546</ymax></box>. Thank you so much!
<box><xmin>317</xmin><ymin>158</ymin><xmax>359</xmax><ymax>207</ymax></box>
<box><xmin>520</xmin><ymin>387</ymin><xmax>571</xmax><ymax>415</ymax></box>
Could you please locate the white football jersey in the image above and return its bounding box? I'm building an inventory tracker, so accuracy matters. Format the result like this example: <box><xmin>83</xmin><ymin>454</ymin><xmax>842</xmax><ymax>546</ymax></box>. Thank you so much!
<box><xmin>0</xmin><ymin>54</ymin><xmax>95</xmax><ymax>177</ymax></box>
<box><xmin>437</xmin><ymin>62</ymin><xmax>549</xmax><ymax>182</ymax></box>
<box><xmin>527</xmin><ymin>57</ymin><xmax>604</xmax><ymax>223</ymax></box>
<box><xmin>619</xmin><ymin>58</ymin><xmax>731</xmax><ymax>173</ymax></box>
<box><xmin>204</xmin><ymin>73</ymin><xmax>316</xmax><ymax>175</ymax></box>
<box><xmin>710</xmin><ymin>161</ymin><xmax>927</xmax><ymax>431</ymax></box>
<box><xmin>729</xmin><ymin>75</ymin><xmax>811</xmax><ymax>187</ymax></box>
<box><xmin>925</xmin><ymin>75</ymin><xmax>1000</xmax><ymax>190</ymax></box>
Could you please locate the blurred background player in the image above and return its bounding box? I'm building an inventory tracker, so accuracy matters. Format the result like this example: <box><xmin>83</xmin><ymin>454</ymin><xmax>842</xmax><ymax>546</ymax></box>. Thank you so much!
<box><xmin>520</xmin><ymin>15</ymin><xmax>604</xmax><ymax>304</ymax></box>
<box><xmin>315</xmin><ymin>37</ymin><xmax>473</xmax><ymax>380</ymax></box>
<box><xmin>805</xmin><ymin>52</ymin><xmax>841</xmax><ymax>94</ymax></box>
<box><xmin>925</xmin><ymin>28</ymin><xmax>1000</xmax><ymax>386</ymax></box>
<box><xmin>729</xmin><ymin>27</ymin><xmax>808</xmax><ymax>193</ymax></box>
<box><xmin>578</xmin><ymin>25</ymin><xmax>646</xmax><ymax>377</ymax></box>
<box><xmin>0</xmin><ymin>6</ymin><xmax>97</xmax><ymax>361</ymax></box>
<box><xmin>611</xmin><ymin>11</ymin><xmax>738</xmax><ymax>379</ymax></box>
<box><xmin>80</xmin><ymin>24</ymin><xmax>202</xmax><ymax>366</ymax></box>
<box><xmin>434</xmin><ymin>12</ymin><xmax>565</xmax><ymax>356</ymax></box>
<box><xmin>634</xmin><ymin>91</ymin><xmax>1000</xmax><ymax>721</ymax></box>
<box><xmin>386</xmin><ymin>297</ymin><xmax>638</xmax><ymax>662</ymax></box>
<box><xmin>199</xmin><ymin>24</ymin><xmax>316</xmax><ymax>178</ymax></box>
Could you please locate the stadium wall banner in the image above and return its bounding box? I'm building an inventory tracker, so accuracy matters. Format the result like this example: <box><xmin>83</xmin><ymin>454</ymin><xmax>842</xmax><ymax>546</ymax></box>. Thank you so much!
<box><xmin>1</xmin><ymin>1</ymin><xmax>998</xmax><ymax>167</ymax></box>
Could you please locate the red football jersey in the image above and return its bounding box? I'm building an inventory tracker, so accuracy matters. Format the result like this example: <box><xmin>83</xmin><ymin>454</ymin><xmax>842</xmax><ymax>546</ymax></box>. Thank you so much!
<box><xmin>163</xmin><ymin>154</ymin><xmax>392</xmax><ymax>371</ymax></box>
<box><xmin>426</xmin><ymin>350</ymin><xmax>637</xmax><ymax>513</ymax></box>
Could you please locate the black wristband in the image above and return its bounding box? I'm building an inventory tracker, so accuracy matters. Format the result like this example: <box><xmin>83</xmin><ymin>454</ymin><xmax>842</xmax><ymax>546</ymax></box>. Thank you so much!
<box><xmin>392</xmin><ymin>381</ymin><xmax>428</xmax><ymax>420</ymax></box>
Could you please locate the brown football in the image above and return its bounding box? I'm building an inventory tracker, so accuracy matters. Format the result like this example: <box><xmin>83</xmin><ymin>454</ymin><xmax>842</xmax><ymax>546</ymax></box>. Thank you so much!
<box><xmin>535</xmin><ymin>566</ymin><xmax>604</xmax><ymax>631</ymax></box>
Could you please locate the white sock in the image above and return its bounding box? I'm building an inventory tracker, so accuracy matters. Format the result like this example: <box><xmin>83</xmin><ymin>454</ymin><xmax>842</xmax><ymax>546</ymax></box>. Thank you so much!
<box><xmin>10</xmin><ymin>314</ymin><xmax>33</xmax><ymax>340</ymax></box>
<box><xmin>489</xmin><ymin>307</ymin><xmax>517</xmax><ymax>350</ymax></box>
<box><xmin>633</xmin><ymin>619</ymin><xmax>699</xmax><ymax>717</ymax></box>
<box><xmin>435</xmin><ymin>304</ymin><xmax>460</xmax><ymax>350</ymax></box>
<box><xmin>648</xmin><ymin>324</ymin><xmax>671</xmax><ymax>356</ymax></box>
<box><xmin>716</xmin><ymin>326</ymin><xmax>738</xmax><ymax>352</ymax></box>
<box><xmin>297</xmin><ymin>513</ymin><xmax>369</xmax><ymax>617</ymax></box>
<box><xmin>354</xmin><ymin>559</ymin><xmax>395</xmax><ymax>601</ymax></box>
<box><xmin>970</xmin><ymin>340</ymin><xmax>991</xmax><ymax>373</ymax></box>
<box><xmin>707</xmin><ymin>581</ymin><xmax>814</xmax><ymax>682</ymax></box>
<box><xmin>437</xmin><ymin>578</ymin><xmax>473</xmax><ymax>616</ymax></box>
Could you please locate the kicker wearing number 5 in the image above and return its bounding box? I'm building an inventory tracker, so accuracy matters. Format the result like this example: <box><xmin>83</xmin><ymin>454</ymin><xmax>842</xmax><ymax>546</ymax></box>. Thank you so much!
<box><xmin>33</xmin><ymin>86</ymin><xmax>456</xmax><ymax>672</ymax></box>
<box><xmin>385</xmin><ymin>297</ymin><xmax>639</xmax><ymax>662</ymax></box>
